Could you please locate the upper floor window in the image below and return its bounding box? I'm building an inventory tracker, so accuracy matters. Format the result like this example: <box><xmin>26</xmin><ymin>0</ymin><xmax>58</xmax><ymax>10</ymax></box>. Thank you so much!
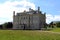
<box><xmin>21</xmin><ymin>17</ymin><xmax>27</xmax><ymax>20</ymax></box>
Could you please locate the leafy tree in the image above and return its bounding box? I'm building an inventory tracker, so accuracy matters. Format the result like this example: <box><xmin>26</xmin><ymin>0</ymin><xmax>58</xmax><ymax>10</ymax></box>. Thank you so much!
<box><xmin>56</xmin><ymin>22</ymin><xmax>60</xmax><ymax>27</ymax></box>
<box><xmin>49</xmin><ymin>22</ymin><xmax>54</xmax><ymax>28</ymax></box>
<box><xmin>44</xmin><ymin>23</ymin><xmax>48</xmax><ymax>28</ymax></box>
<box><xmin>0</xmin><ymin>25</ymin><xmax>3</xmax><ymax>29</ymax></box>
<box><xmin>3</xmin><ymin>22</ymin><xmax>13</xmax><ymax>29</ymax></box>
<box><xmin>7</xmin><ymin>22</ymin><xmax>13</xmax><ymax>28</ymax></box>
<box><xmin>3</xmin><ymin>23</ymin><xmax>7</xmax><ymax>29</ymax></box>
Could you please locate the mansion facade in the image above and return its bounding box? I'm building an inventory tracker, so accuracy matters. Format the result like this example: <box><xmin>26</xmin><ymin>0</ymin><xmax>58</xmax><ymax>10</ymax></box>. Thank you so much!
<box><xmin>13</xmin><ymin>7</ymin><xmax>46</xmax><ymax>30</ymax></box>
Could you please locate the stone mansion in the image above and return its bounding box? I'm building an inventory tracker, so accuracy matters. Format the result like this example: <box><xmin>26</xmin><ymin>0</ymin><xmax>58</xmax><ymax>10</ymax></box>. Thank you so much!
<box><xmin>13</xmin><ymin>7</ymin><xmax>46</xmax><ymax>30</ymax></box>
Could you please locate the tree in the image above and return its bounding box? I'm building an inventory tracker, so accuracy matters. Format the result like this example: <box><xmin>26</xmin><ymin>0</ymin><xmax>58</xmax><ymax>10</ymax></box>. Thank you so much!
<box><xmin>7</xmin><ymin>22</ymin><xmax>13</xmax><ymax>28</ymax></box>
<box><xmin>49</xmin><ymin>22</ymin><xmax>54</xmax><ymax>28</ymax></box>
<box><xmin>3</xmin><ymin>23</ymin><xmax>7</xmax><ymax>29</ymax></box>
<box><xmin>44</xmin><ymin>23</ymin><xmax>48</xmax><ymax>28</ymax></box>
<box><xmin>56</xmin><ymin>22</ymin><xmax>60</xmax><ymax>27</ymax></box>
<box><xmin>3</xmin><ymin>22</ymin><xmax>13</xmax><ymax>29</ymax></box>
<box><xmin>0</xmin><ymin>25</ymin><xmax>3</xmax><ymax>29</ymax></box>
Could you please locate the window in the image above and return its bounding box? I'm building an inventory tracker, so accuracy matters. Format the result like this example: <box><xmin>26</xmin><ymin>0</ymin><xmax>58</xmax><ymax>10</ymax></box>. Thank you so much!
<box><xmin>24</xmin><ymin>17</ymin><xmax>25</xmax><ymax>19</ymax></box>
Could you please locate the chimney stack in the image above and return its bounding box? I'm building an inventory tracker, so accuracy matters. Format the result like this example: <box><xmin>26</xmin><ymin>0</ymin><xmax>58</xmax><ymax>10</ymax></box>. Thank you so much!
<box><xmin>38</xmin><ymin>7</ymin><xmax>40</xmax><ymax>11</ymax></box>
<box><xmin>29</xmin><ymin>8</ymin><xmax>32</xmax><ymax>11</ymax></box>
<box><xmin>13</xmin><ymin>11</ymin><xmax>15</xmax><ymax>16</ymax></box>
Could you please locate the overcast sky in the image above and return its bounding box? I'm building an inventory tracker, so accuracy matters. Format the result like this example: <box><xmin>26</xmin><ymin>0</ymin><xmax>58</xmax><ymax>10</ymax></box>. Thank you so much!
<box><xmin>0</xmin><ymin>0</ymin><xmax>60</xmax><ymax>24</ymax></box>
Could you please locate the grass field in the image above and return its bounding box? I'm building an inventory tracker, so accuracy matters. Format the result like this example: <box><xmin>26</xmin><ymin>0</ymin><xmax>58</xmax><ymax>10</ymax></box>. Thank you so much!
<box><xmin>50</xmin><ymin>28</ymin><xmax>60</xmax><ymax>32</ymax></box>
<box><xmin>0</xmin><ymin>30</ymin><xmax>60</xmax><ymax>40</ymax></box>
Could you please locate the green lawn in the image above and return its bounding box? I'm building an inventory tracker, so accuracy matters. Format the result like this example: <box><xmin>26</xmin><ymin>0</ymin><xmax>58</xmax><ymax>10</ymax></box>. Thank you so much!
<box><xmin>50</xmin><ymin>28</ymin><xmax>60</xmax><ymax>32</ymax></box>
<box><xmin>0</xmin><ymin>30</ymin><xmax>60</xmax><ymax>40</ymax></box>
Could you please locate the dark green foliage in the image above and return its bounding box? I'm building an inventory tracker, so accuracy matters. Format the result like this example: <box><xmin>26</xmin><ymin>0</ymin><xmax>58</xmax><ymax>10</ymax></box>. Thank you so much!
<box><xmin>49</xmin><ymin>21</ymin><xmax>60</xmax><ymax>28</ymax></box>
<box><xmin>49</xmin><ymin>22</ymin><xmax>54</xmax><ymax>28</ymax></box>
<box><xmin>56</xmin><ymin>22</ymin><xmax>60</xmax><ymax>27</ymax></box>
<box><xmin>3</xmin><ymin>23</ymin><xmax>7</xmax><ymax>29</ymax></box>
<box><xmin>6</xmin><ymin>22</ymin><xmax>13</xmax><ymax>28</ymax></box>
<box><xmin>0</xmin><ymin>25</ymin><xmax>3</xmax><ymax>29</ymax></box>
<box><xmin>3</xmin><ymin>22</ymin><xmax>13</xmax><ymax>29</ymax></box>
<box><xmin>44</xmin><ymin>23</ymin><xmax>48</xmax><ymax>28</ymax></box>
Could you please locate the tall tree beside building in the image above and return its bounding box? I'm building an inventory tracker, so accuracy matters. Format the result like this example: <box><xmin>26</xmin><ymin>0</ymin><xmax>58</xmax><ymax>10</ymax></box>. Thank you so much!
<box><xmin>3</xmin><ymin>22</ymin><xmax>13</xmax><ymax>29</ymax></box>
<box><xmin>56</xmin><ymin>22</ymin><xmax>60</xmax><ymax>27</ymax></box>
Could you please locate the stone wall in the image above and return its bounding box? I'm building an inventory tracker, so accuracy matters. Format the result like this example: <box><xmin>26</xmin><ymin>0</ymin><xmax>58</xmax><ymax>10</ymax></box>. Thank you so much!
<box><xmin>13</xmin><ymin>11</ymin><xmax>46</xmax><ymax>29</ymax></box>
